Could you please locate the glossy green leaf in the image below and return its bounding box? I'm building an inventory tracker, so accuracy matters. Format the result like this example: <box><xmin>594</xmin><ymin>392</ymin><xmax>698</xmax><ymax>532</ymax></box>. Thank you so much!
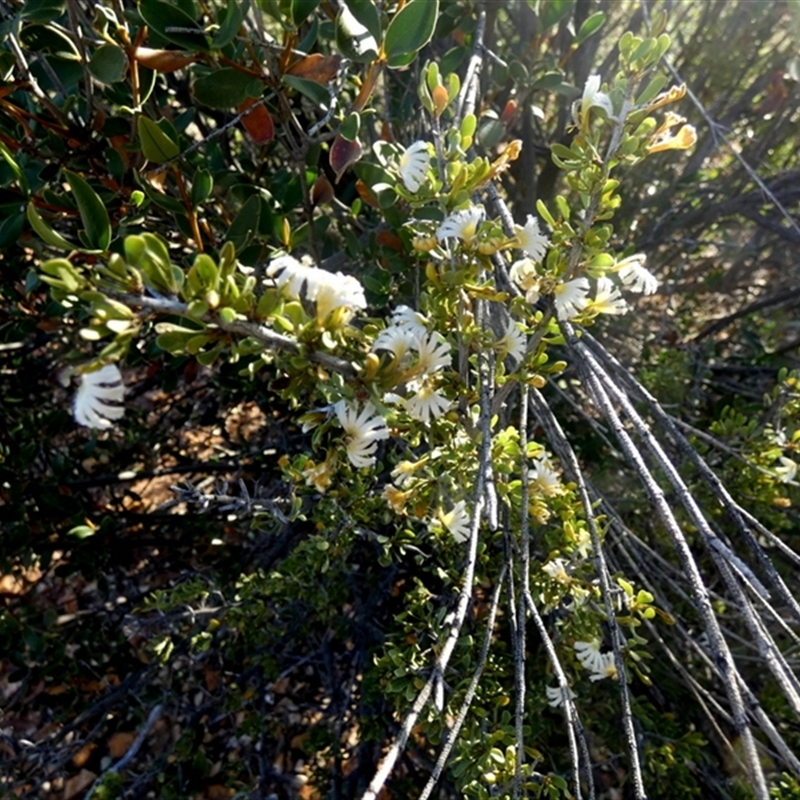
<box><xmin>64</xmin><ymin>170</ymin><xmax>111</xmax><ymax>251</ymax></box>
<box><xmin>575</xmin><ymin>10</ymin><xmax>605</xmax><ymax>45</ymax></box>
<box><xmin>214</xmin><ymin>0</ymin><xmax>246</xmax><ymax>48</ymax></box>
<box><xmin>27</xmin><ymin>202</ymin><xmax>76</xmax><ymax>251</ymax></box>
<box><xmin>20</xmin><ymin>0</ymin><xmax>65</xmax><ymax>23</ymax></box>
<box><xmin>89</xmin><ymin>44</ymin><xmax>128</xmax><ymax>84</ymax></box>
<box><xmin>191</xmin><ymin>168</ymin><xmax>213</xmax><ymax>207</ymax></box>
<box><xmin>282</xmin><ymin>74</ymin><xmax>330</xmax><ymax>109</ymax></box>
<box><xmin>339</xmin><ymin>112</ymin><xmax>360</xmax><ymax>142</ymax></box>
<box><xmin>384</xmin><ymin>0</ymin><xmax>438</xmax><ymax>69</ymax></box>
<box><xmin>138</xmin><ymin>115</ymin><xmax>180</xmax><ymax>163</ymax></box>
<box><xmin>291</xmin><ymin>0</ymin><xmax>318</xmax><ymax>25</ymax></box>
<box><xmin>535</xmin><ymin>0</ymin><xmax>574</xmax><ymax>30</ymax></box>
<box><xmin>193</xmin><ymin>67</ymin><xmax>261</xmax><ymax>109</ymax></box>
<box><xmin>227</xmin><ymin>195</ymin><xmax>261</xmax><ymax>252</ymax></box>
<box><xmin>0</xmin><ymin>142</ymin><xmax>29</xmax><ymax>197</ymax></box>
<box><xmin>138</xmin><ymin>0</ymin><xmax>210</xmax><ymax>51</ymax></box>
<box><xmin>19</xmin><ymin>24</ymin><xmax>80</xmax><ymax>58</ymax></box>
<box><xmin>336</xmin><ymin>0</ymin><xmax>381</xmax><ymax>62</ymax></box>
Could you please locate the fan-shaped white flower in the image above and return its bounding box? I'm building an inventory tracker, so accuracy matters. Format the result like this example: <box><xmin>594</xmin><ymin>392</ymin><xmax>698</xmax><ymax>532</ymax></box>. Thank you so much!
<box><xmin>574</xmin><ymin>639</ymin><xmax>604</xmax><ymax>671</ymax></box>
<box><xmin>439</xmin><ymin>500</ymin><xmax>471</xmax><ymax>543</ymax></box>
<box><xmin>542</xmin><ymin>557</ymin><xmax>571</xmax><ymax>585</ymax></box>
<box><xmin>372</xmin><ymin>324</ymin><xmax>419</xmax><ymax>360</ymax></box>
<box><xmin>774</xmin><ymin>456</ymin><xmax>798</xmax><ymax>484</ymax></box>
<box><xmin>553</xmin><ymin>277</ymin><xmax>590</xmax><ymax>320</ymax></box>
<box><xmin>515</xmin><ymin>215</ymin><xmax>550</xmax><ymax>261</ymax></box>
<box><xmin>616</xmin><ymin>254</ymin><xmax>659</xmax><ymax>295</ymax></box>
<box><xmin>509</xmin><ymin>258</ymin><xmax>541</xmax><ymax>305</ymax></box>
<box><xmin>73</xmin><ymin>364</ymin><xmax>125</xmax><ymax>430</ymax></box>
<box><xmin>436</xmin><ymin>206</ymin><xmax>484</xmax><ymax>244</ymax></box>
<box><xmin>575</xmin><ymin>74</ymin><xmax>614</xmax><ymax>127</ymax></box>
<box><xmin>267</xmin><ymin>255</ymin><xmax>366</xmax><ymax>320</ymax></box>
<box><xmin>334</xmin><ymin>400</ymin><xmax>389</xmax><ymax>468</ymax></box>
<box><xmin>588</xmin><ymin>651</ymin><xmax>618</xmax><ymax>682</ymax></box>
<box><xmin>497</xmin><ymin>319</ymin><xmax>527</xmax><ymax>363</ymax></box>
<box><xmin>398</xmin><ymin>141</ymin><xmax>431</xmax><ymax>192</ymax></box>
<box><xmin>529</xmin><ymin>456</ymin><xmax>563</xmax><ymax>497</ymax></box>
<box><xmin>546</xmin><ymin>684</ymin><xmax>576</xmax><ymax>708</ymax></box>
<box><xmin>593</xmin><ymin>277</ymin><xmax>628</xmax><ymax>316</ymax></box>
<box><xmin>405</xmin><ymin>378</ymin><xmax>450</xmax><ymax>423</ymax></box>
<box><xmin>414</xmin><ymin>331</ymin><xmax>451</xmax><ymax>374</ymax></box>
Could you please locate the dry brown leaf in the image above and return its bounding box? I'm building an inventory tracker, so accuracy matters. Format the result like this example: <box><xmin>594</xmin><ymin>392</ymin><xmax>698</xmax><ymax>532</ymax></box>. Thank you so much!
<box><xmin>108</xmin><ymin>731</ymin><xmax>136</xmax><ymax>759</ymax></box>
<box><xmin>285</xmin><ymin>54</ymin><xmax>342</xmax><ymax>84</ymax></box>
<box><xmin>62</xmin><ymin>769</ymin><xmax>96</xmax><ymax>800</ymax></box>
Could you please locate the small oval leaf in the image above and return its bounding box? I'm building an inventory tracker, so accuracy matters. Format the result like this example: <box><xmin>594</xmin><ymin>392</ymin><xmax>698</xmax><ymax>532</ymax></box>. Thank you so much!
<box><xmin>138</xmin><ymin>115</ymin><xmax>180</xmax><ymax>163</ymax></box>
<box><xmin>63</xmin><ymin>170</ymin><xmax>111</xmax><ymax>251</ymax></box>
<box><xmin>384</xmin><ymin>0</ymin><xmax>439</xmax><ymax>68</ymax></box>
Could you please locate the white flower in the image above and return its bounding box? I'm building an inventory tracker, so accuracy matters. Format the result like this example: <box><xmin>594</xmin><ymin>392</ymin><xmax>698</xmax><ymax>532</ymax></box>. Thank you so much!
<box><xmin>546</xmin><ymin>685</ymin><xmax>576</xmax><ymax>708</ymax></box>
<box><xmin>405</xmin><ymin>378</ymin><xmax>450</xmax><ymax>423</ymax></box>
<box><xmin>398</xmin><ymin>141</ymin><xmax>431</xmax><ymax>192</ymax></box>
<box><xmin>334</xmin><ymin>400</ymin><xmax>389</xmax><ymax>468</ymax></box>
<box><xmin>414</xmin><ymin>331</ymin><xmax>451</xmax><ymax>374</ymax></box>
<box><xmin>509</xmin><ymin>258</ymin><xmax>541</xmax><ymax>305</ymax></box>
<box><xmin>774</xmin><ymin>456</ymin><xmax>798</xmax><ymax>484</ymax></box>
<box><xmin>267</xmin><ymin>255</ymin><xmax>366</xmax><ymax>320</ymax></box>
<box><xmin>497</xmin><ymin>319</ymin><xmax>527</xmax><ymax>363</ymax></box>
<box><xmin>372</xmin><ymin>325</ymin><xmax>419</xmax><ymax>360</ymax></box>
<box><xmin>574</xmin><ymin>639</ymin><xmax>604</xmax><ymax>673</ymax></box>
<box><xmin>574</xmin><ymin>74</ymin><xmax>614</xmax><ymax>128</ymax></box>
<box><xmin>515</xmin><ymin>215</ymin><xmax>550</xmax><ymax>261</ymax></box>
<box><xmin>73</xmin><ymin>364</ymin><xmax>125</xmax><ymax>430</ymax></box>
<box><xmin>592</xmin><ymin>277</ymin><xmax>628</xmax><ymax>316</ymax></box>
<box><xmin>553</xmin><ymin>277</ymin><xmax>590</xmax><ymax>320</ymax></box>
<box><xmin>615</xmin><ymin>254</ymin><xmax>659</xmax><ymax>295</ymax></box>
<box><xmin>529</xmin><ymin>456</ymin><xmax>562</xmax><ymax>497</ymax></box>
<box><xmin>588</xmin><ymin>651</ymin><xmax>618</xmax><ymax>682</ymax></box>
<box><xmin>542</xmin><ymin>557</ymin><xmax>571</xmax><ymax>585</ymax></box>
<box><xmin>391</xmin><ymin>305</ymin><xmax>429</xmax><ymax>335</ymax></box>
<box><xmin>439</xmin><ymin>500</ymin><xmax>471</xmax><ymax>542</ymax></box>
<box><xmin>436</xmin><ymin>206</ymin><xmax>484</xmax><ymax>244</ymax></box>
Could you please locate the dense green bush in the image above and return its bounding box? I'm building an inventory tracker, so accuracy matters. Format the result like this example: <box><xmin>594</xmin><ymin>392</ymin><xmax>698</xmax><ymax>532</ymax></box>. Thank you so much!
<box><xmin>1</xmin><ymin>2</ymin><xmax>799</xmax><ymax>799</ymax></box>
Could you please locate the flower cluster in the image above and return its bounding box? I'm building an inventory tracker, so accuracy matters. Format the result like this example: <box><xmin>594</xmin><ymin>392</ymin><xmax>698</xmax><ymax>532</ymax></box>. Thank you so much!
<box><xmin>373</xmin><ymin>306</ymin><xmax>452</xmax><ymax>424</ymax></box>
<box><xmin>266</xmin><ymin>254</ymin><xmax>367</xmax><ymax>322</ymax></box>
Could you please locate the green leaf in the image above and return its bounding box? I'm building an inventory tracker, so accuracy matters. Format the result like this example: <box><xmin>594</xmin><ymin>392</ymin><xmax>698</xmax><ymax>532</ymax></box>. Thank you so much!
<box><xmin>213</xmin><ymin>0</ymin><xmax>246</xmax><ymax>48</ymax></box>
<box><xmin>339</xmin><ymin>111</ymin><xmax>360</xmax><ymax>142</ymax></box>
<box><xmin>336</xmin><ymin>0</ymin><xmax>381</xmax><ymax>62</ymax></box>
<box><xmin>282</xmin><ymin>74</ymin><xmax>331</xmax><ymax>109</ymax></box>
<box><xmin>138</xmin><ymin>115</ymin><xmax>180</xmax><ymax>163</ymax></box>
<box><xmin>193</xmin><ymin>67</ymin><xmax>261</xmax><ymax>109</ymax></box>
<box><xmin>227</xmin><ymin>194</ymin><xmax>261</xmax><ymax>252</ymax></box>
<box><xmin>0</xmin><ymin>142</ymin><xmax>29</xmax><ymax>197</ymax></box>
<box><xmin>291</xmin><ymin>0</ymin><xmax>318</xmax><ymax>25</ymax></box>
<box><xmin>535</xmin><ymin>0</ymin><xmax>574</xmax><ymax>30</ymax></box>
<box><xmin>68</xmin><ymin>525</ymin><xmax>96</xmax><ymax>539</ymax></box>
<box><xmin>89</xmin><ymin>44</ymin><xmax>128</xmax><ymax>84</ymax></box>
<box><xmin>20</xmin><ymin>0</ymin><xmax>65</xmax><ymax>23</ymax></box>
<box><xmin>138</xmin><ymin>0</ymin><xmax>210</xmax><ymax>51</ymax></box>
<box><xmin>64</xmin><ymin>169</ymin><xmax>111</xmax><ymax>250</ymax></box>
<box><xmin>191</xmin><ymin>168</ymin><xmax>213</xmax><ymax>207</ymax></box>
<box><xmin>27</xmin><ymin>202</ymin><xmax>76</xmax><ymax>251</ymax></box>
<box><xmin>384</xmin><ymin>0</ymin><xmax>438</xmax><ymax>69</ymax></box>
<box><xmin>19</xmin><ymin>24</ymin><xmax>80</xmax><ymax>58</ymax></box>
<box><xmin>575</xmin><ymin>10</ymin><xmax>605</xmax><ymax>45</ymax></box>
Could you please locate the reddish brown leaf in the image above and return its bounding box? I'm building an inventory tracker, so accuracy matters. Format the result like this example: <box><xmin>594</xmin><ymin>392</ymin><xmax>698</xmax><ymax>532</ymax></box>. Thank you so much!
<box><xmin>355</xmin><ymin>179</ymin><xmax>379</xmax><ymax>208</ymax></box>
<box><xmin>330</xmin><ymin>134</ymin><xmax>362</xmax><ymax>183</ymax></box>
<box><xmin>63</xmin><ymin>769</ymin><xmax>97</xmax><ymax>800</ymax></box>
<box><xmin>310</xmin><ymin>174</ymin><xmax>334</xmax><ymax>206</ymax></box>
<box><xmin>134</xmin><ymin>47</ymin><xmax>197</xmax><ymax>73</ymax></box>
<box><xmin>238</xmin><ymin>98</ymin><xmax>275</xmax><ymax>144</ymax></box>
<box><xmin>285</xmin><ymin>54</ymin><xmax>343</xmax><ymax>84</ymax></box>
<box><xmin>376</xmin><ymin>231</ymin><xmax>404</xmax><ymax>252</ymax></box>
<box><xmin>108</xmin><ymin>731</ymin><xmax>136</xmax><ymax>759</ymax></box>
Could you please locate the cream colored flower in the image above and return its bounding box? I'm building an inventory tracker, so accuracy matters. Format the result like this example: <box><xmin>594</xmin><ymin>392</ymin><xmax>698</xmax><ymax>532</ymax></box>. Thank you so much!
<box><xmin>414</xmin><ymin>331</ymin><xmax>451</xmax><ymax>374</ymax></box>
<box><xmin>542</xmin><ymin>557</ymin><xmax>571</xmax><ymax>585</ymax></box>
<box><xmin>303</xmin><ymin>457</ymin><xmax>334</xmax><ymax>493</ymax></box>
<box><xmin>496</xmin><ymin>319</ymin><xmax>527</xmax><ymax>363</ymax></box>
<box><xmin>439</xmin><ymin>500</ymin><xmax>471</xmax><ymax>542</ymax></box>
<box><xmin>553</xmin><ymin>278</ymin><xmax>590</xmax><ymax>320</ymax></box>
<box><xmin>588</xmin><ymin>652</ymin><xmax>618</xmax><ymax>682</ymax></box>
<box><xmin>515</xmin><ymin>215</ymin><xmax>550</xmax><ymax>261</ymax></box>
<box><xmin>436</xmin><ymin>206</ymin><xmax>484</xmax><ymax>245</ymax></box>
<box><xmin>574</xmin><ymin>639</ymin><xmax>604</xmax><ymax>672</ymax></box>
<box><xmin>73</xmin><ymin>364</ymin><xmax>125</xmax><ymax>429</ymax></box>
<box><xmin>529</xmin><ymin>456</ymin><xmax>563</xmax><ymax>497</ymax></box>
<box><xmin>546</xmin><ymin>684</ymin><xmax>576</xmax><ymax>708</ymax></box>
<box><xmin>509</xmin><ymin>258</ymin><xmax>541</xmax><ymax>305</ymax></box>
<box><xmin>382</xmin><ymin>484</ymin><xmax>412</xmax><ymax>514</ymax></box>
<box><xmin>405</xmin><ymin>378</ymin><xmax>450</xmax><ymax>423</ymax></box>
<box><xmin>616</xmin><ymin>254</ymin><xmax>659</xmax><ymax>295</ymax></box>
<box><xmin>574</xmin><ymin>74</ymin><xmax>614</xmax><ymax>129</ymax></box>
<box><xmin>334</xmin><ymin>400</ymin><xmax>389</xmax><ymax>468</ymax></box>
<box><xmin>592</xmin><ymin>277</ymin><xmax>628</xmax><ymax>316</ymax></box>
<box><xmin>398</xmin><ymin>140</ymin><xmax>431</xmax><ymax>192</ymax></box>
